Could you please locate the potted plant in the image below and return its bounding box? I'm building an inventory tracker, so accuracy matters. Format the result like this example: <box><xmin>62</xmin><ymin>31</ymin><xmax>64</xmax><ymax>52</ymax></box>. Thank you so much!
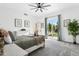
<box><xmin>0</xmin><ymin>28</ymin><xmax>8</xmax><ymax>55</ymax></box>
<box><xmin>68</xmin><ymin>20</ymin><xmax>79</xmax><ymax>44</ymax></box>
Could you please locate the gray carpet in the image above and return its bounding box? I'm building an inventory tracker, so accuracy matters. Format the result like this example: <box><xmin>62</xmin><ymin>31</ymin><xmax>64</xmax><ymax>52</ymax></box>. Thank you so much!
<box><xmin>29</xmin><ymin>39</ymin><xmax>79</xmax><ymax>56</ymax></box>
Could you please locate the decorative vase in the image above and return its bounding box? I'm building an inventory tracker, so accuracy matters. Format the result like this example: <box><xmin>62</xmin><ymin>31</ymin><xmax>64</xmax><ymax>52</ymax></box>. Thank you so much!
<box><xmin>0</xmin><ymin>37</ymin><xmax>4</xmax><ymax>55</ymax></box>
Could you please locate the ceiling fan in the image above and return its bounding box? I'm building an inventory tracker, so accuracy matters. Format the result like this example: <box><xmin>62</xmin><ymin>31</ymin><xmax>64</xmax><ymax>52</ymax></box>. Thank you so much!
<box><xmin>28</xmin><ymin>3</ymin><xmax>51</xmax><ymax>12</ymax></box>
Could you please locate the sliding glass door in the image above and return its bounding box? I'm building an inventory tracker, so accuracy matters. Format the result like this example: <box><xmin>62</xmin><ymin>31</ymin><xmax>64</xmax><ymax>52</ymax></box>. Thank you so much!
<box><xmin>45</xmin><ymin>15</ymin><xmax>62</xmax><ymax>41</ymax></box>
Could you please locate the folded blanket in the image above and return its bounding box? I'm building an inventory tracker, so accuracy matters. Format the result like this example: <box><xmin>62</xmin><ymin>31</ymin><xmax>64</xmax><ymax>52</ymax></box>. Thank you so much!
<box><xmin>34</xmin><ymin>35</ymin><xmax>45</xmax><ymax>45</ymax></box>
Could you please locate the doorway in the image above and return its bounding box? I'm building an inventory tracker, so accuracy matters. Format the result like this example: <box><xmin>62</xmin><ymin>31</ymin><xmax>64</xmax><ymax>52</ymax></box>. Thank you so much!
<box><xmin>45</xmin><ymin>15</ymin><xmax>61</xmax><ymax>41</ymax></box>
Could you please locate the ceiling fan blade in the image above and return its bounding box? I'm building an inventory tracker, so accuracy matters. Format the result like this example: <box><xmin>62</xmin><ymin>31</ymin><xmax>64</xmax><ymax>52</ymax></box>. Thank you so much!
<box><xmin>40</xmin><ymin>9</ymin><xmax>43</xmax><ymax>12</ymax></box>
<box><xmin>28</xmin><ymin>4</ymin><xmax>37</xmax><ymax>7</ymax></box>
<box><xmin>30</xmin><ymin>8</ymin><xmax>37</xmax><ymax>10</ymax></box>
<box><xmin>40</xmin><ymin>3</ymin><xmax>45</xmax><ymax>6</ymax></box>
<box><xmin>42</xmin><ymin>5</ymin><xmax>51</xmax><ymax>7</ymax></box>
<box><xmin>35</xmin><ymin>9</ymin><xmax>39</xmax><ymax>12</ymax></box>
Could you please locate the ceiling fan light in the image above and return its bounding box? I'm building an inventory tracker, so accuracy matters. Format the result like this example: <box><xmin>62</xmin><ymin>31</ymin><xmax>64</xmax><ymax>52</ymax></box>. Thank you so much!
<box><xmin>29</xmin><ymin>3</ymin><xmax>51</xmax><ymax>12</ymax></box>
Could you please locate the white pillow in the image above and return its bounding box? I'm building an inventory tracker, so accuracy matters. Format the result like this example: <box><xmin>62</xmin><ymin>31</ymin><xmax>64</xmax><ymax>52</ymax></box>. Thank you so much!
<box><xmin>4</xmin><ymin>34</ymin><xmax>12</xmax><ymax>44</ymax></box>
<box><xmin>17</xmin><ymin>31</ymin><xmax>29</xmax><ymax>36</ymax></box>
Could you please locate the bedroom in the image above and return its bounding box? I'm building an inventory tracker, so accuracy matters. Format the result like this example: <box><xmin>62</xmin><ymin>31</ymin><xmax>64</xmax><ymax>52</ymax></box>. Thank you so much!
<box><xmin>0</xmin><ymin>2</ymin><xmax>79</xmax><ymax>56</ymax></box>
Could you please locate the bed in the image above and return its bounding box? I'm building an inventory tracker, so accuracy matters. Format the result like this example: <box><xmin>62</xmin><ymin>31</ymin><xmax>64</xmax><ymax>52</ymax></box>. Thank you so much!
<box><xmin>15</xmin><ymin>35</ymin><xmax>45</xmax><ymax>50</ymax></box>
<box><xmin>8</xmin><ymin>31</ymin><xmax>45</xmax><ymax>54</ymax></box>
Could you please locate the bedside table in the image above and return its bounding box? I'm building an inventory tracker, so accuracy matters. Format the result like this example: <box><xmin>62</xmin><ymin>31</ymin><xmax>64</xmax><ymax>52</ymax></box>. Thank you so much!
<box><xmin>3</xmin><ymin>44</ymin><xmax>28</xmax><ymax>56</ymax></box>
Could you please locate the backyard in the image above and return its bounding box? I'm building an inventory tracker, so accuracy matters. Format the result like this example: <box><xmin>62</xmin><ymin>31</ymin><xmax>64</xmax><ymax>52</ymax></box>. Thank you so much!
<box><xmin>47</xmin><ymin>16</ymin><xmax>58</xmax><ymax>38</ymax></box>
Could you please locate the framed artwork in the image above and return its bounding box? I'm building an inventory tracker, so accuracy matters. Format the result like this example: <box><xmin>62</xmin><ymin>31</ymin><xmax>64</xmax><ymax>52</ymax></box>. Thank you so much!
<box><xmin>64</xmin><ymin>19</ymin><xmax>70</xmax><ymax>27</ymax></box>
<box><xmin>15</xmin><ymin>18</ymin><xmax>22</xmax><ymax>27</ymax></box>
<box><xmin>24</xmin><ymin>20</ymin><xmax>30</xmax><ymax>27</ymax></box>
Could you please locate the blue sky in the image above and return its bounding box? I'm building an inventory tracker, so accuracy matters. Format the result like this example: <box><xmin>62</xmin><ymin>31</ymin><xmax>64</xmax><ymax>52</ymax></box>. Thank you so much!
<box><xmin>47</xmin><ymin>16</ymin><xmax>58</xmax><ymax>25</ymax></box>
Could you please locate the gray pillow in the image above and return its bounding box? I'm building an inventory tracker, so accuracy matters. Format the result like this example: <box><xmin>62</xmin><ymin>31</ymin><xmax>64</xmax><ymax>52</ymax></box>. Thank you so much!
<box><xmin>8</xmin><ymin>31</ymin><xmax>16</xmax><ymax>41</ymax></box>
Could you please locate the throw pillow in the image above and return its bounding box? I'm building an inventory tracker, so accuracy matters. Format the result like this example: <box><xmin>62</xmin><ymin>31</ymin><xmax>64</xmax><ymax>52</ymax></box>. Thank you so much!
<box><xmin>4</xmin><ymin>34</ymin><xmax>12</xmax><ymax>44</ymax></box>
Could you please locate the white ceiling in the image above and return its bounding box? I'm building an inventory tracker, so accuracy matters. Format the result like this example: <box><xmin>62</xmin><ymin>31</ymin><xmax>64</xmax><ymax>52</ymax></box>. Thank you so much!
<box><xmin>0</xmin><ymin>3</ymin><xmax>79</xmax><ymax>18</ymax></box>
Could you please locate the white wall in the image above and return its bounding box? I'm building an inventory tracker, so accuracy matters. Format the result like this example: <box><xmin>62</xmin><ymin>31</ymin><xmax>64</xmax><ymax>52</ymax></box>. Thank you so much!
<box><xmin>0</xmin><ymin>6</ymin><xmax>36</xmax><ymax>35</ymax></box>
<box><xmin>32</xmin><ymin>18</ymin><xmax>45</xmax><ymax>35</ymax></box>
<box><xmin>36</xmin><ymin>6</ymin><xmax>79</xmax><ymax>43</ymax></box>
<box><xmin>61</xmin><ymin>7</ymin><xmax>79</xmax><ymax>43</ymax></box>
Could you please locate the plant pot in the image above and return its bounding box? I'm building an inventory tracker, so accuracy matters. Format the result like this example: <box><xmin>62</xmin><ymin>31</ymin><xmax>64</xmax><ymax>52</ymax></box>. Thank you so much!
<box><xmin>0</xmin><ymin>37</ymin><xmax>4</xmax><ymax>55</ymax></box>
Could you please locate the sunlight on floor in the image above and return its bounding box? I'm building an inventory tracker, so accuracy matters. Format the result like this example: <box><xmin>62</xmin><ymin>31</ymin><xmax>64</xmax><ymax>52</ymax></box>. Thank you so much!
<box><xmin>47</xmin><ymin>36</ymin><xmax>58</xmax><ymax>40</ymax></box>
